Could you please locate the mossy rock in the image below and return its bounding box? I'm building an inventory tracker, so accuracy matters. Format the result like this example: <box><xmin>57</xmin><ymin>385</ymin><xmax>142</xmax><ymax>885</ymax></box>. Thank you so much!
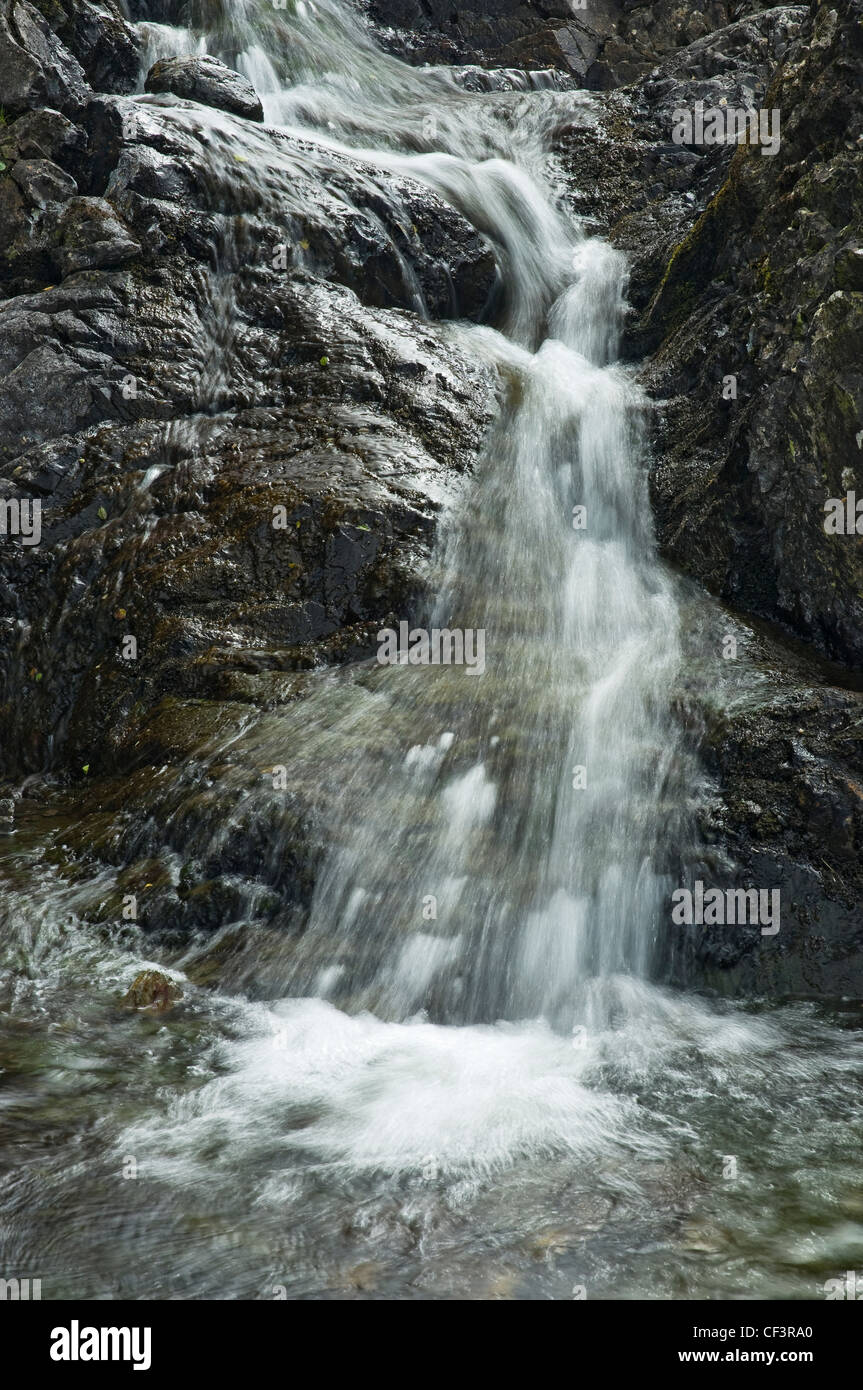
<box><xmin>121</xmin><ymin>970</ymin><xmax>182</xmax><ymax>1012</ymax></box>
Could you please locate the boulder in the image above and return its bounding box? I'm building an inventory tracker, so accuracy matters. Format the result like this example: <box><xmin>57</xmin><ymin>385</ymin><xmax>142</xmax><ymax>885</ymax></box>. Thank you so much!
<box><xmin>1</xmin><ymin>108</ymin><xmax>88</xmax><ymax>167</ymax></box>
<box><xmin>11</xmin><ymin>156</ymin><xmax>77</xmax><ymax>206</ymax></box>
<box><xmin>144</xmin><ymin>54</ymin><xmax>265</xmax><ymax>123</ymax></box>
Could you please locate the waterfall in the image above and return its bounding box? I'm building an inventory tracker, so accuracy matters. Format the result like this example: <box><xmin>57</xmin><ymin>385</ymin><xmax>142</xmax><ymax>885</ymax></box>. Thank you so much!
<box><xmin>281</xmin><ymin>242</ymin><xmax>693</xmax><ymax>1033</ymax></box>
<box><xmin>1</xmin><ymin>0</ymin><xmax>861</xmax><ymax>1305</ymax></box>
<box><xmin>130</xmin><ymin>0</ymin><xmax>694</xmax><ymax>1038</ymax></box>
<box><xmin>86</xmin><ymin>0</ymin><xmax>703</xmax><ymax>1177</ymax></box>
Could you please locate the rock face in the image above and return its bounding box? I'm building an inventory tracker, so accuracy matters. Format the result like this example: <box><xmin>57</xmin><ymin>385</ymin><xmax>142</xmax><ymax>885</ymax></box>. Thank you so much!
<box><xmin>0</xmin><ymin>89</ymin><xmax>498</xmax><ymax>777</ymax></box>
<box><xmin>662</xmin><ymin>593</ymin><xmax>863</xmax><ymax>998</ymax></box>
<box><xmin>693</xmin><ymin>667</ymin><xmax>863</xmax><ymax>998</ymax></box>
<box><xmin>0</xmin><ymin>0</ymin><xmax>138</xmax><ymax>117</ymax></box>
<box><xmin>144</xmin><ymin>54</ymin><xmax>265</xmax><ymax>122</ymax></box>
<box><xmin>366</xmin><ymin>0</ymin><xmax>579</xmax><ymax>72</ymax></box>
<box><xmin>594</xmin><ymin>0</ymin><xmax>863</xmax><ymax>995</ymax></box>
<box><xmin>552</xmin><ymin>7</ymin><xmax>808</xmax><ymax>321</ymax></box>
<box><xmin>366</xmin><ymin>0</ymin><xmax>786</xmax><ymax>84</ymax></box>
<box><xmin>641</xmin><ymin>0</ymin><xmax>863</xmax><ymax>673</ymax></box>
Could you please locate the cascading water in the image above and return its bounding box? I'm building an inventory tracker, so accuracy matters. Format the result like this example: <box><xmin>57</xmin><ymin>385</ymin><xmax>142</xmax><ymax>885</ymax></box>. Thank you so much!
<box><xmin>281</xmin><ymin>236</ymin><xmax>693</xmax><ymax>1034</ymax></box>
<box><xmin>127</xmin><ymin>2</ymin><xmax>696</xmax><ymax>1035</ymax></box>
<box><xmin>1</xmin><ymin>0</ymin><xmax>862</xmax><ymax>1303</ymax></box>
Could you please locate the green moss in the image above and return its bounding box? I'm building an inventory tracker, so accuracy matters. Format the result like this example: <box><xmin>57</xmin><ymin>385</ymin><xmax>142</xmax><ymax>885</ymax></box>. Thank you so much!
<box><xmin>757</xmin><ymin>258</ymin><xmax>774</xmax><ymax>295</ymax></box>
<box><xmin>643</xmin><ymin>160</ymin><xmax>748</xmax><ymax>341</ymax></box>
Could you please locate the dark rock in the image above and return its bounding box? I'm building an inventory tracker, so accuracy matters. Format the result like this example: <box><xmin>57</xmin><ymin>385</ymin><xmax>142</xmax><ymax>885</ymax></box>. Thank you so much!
<box><xmin>35</xmin><ymin>0</ymin><xmax>140</xmax><ymax>95</ymax></box>
<box><xmin>447</xmin><ymin>64</ymin><xmax>576</xmax><ymax>93</ymax></box>
<box><xmin>1</xmin><ymin>108</ymin><xmax>88</xmax><ymax>167</ymax></box>
<box><xmin>0</xmin><ymin>95</ymin><xmax>498</xmax><ymax>777</ymax></box>
<box><xmin>367</xmin><ymin>0</ymin><xmax>789</xmax><ymax>85</ymax></box>
<box><xmin>627</xmin><ymin>5</ymin><xmax>808</xmax><ymax>134</ymax></box>
<box><xmin>641</xmin><ymin>0</ymin><xmax>863</xmax><ymax>670</ymax></box>
<box><xmin>550</xmin><ymin>10</ymin><xmax>807</xmax><ymax>324</ymax></box>
<box><xmin>366</xmin><ymin>0</ymin><xmax>576</xmax><ymax>73</ymax></box>
<box><xmin>0</xmin><ymin>341</ymin><xmax>92</xmax><ymax>445</ymax></box>
<box><xmin>11</xmin><ymin>156</ymin><xmax>77</xmax><ymax>206</ymax></box>
<box><xmin>670</xmin><ymin>600</ymin><xmax>863</xmax><ymax>997</ymax></box>
<box><xmin>0</xmin><ymin>0</ymin><xmax>89</xmax><ymax>116</ymax></box>
<box><xmin>144</xmin><ymin>54</ymin><xmax>265</xmax><ymax>123</ymax></box>
<box><xmin>51</xmin><ymin>196</ymin><xmax>142</xmax><ymax>276</ymax></box>
<box><xmin>0</xmin><ymin>175</ymin><xmax>42</xmax><ymax>284</ymax></box>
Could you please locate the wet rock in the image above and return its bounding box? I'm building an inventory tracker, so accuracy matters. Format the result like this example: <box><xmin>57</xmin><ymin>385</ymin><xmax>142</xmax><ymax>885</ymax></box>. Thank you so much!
<box><xmin>367</xmin><ymin>0</ymin><xmax>577</xmax><ymax>73</ymax></box>
<box><xmin>0</xmin><ymin>337</ymin><xmax>92</xmax><ymax>443</ymax></box>
<box><xmin>0</xmin><ymin>119</ymin><xmax>91</xmax><ymax>293</ymax></box>
<box><xmin>368</xmin><ymin>0</ymin><xmax>787</xmax><ymax>85</ymax></box>
<box><xmin>144</xmin><ymin>54</ymin><xmax>265</xmax><ymax>123</ymax></box>
<box><xmin>0</xmin><ymin>0</ymin><xmax>858</xmax><ymax>1012</ymax></box>
<box><xmin>553</xmin><ymin>8</ymin><xmax>808</xmax><ymax>318</ymax></box>
<box><xmin>628</xmin><ymin>6</ymin><xmax>808</xmax><ymax>135</ymax></box>
<box><xmin>0</xmin><ymin>92</ymin><xmax>498</xmax><ymax>776</ymax></box>
<box><xmin>86</xmin><ymin>96</ymin><xmax>498</xmax><ymax>317</ymax></box>
<box><xmin>641</xmin><ymin>0</ymin><xmax>863</xmax><ymax>669</ymax></box>
<box><xmin>0</xmin><ymin>175</ymin><xmax>46</xmax><ymax>287</ymax></box>
<box><xmin>11</xmin><ymin>156</ymin><xmax>77</xmax><ymax>206</ymax></box>
<box><xmin>0</xmin><ymin>0</ymin><xmax>137</xmax><ymax>116</ymax></box>
<box><xmin>39</xmin><ymin>0</ymin><xmax>140</xmax><ymax>96</ymax></box>
<box><xmin>121</xmin><ymin>969</ymin><xmax>183</xmax><ymax>1011</ymax></box>
<box><xmin>670</xmin><ymin>603</ymin><xmax>863</xmax><ymax>998</ymax></box>
<box><xmin>550</xmin><ymin>2</ymin><xmax>863</xmax><ymax>994</ymax></box>
<box><xmin>0</xmin><ymin>0</ymin><xmax>89</xmax><ymax>117</ymax></box>
<box><xmin>446</xmin><ymin>64</ymin><xmax>575</xmax><ymax>93</ymax></box>
<box><xmin>0</xmin><ymin>108</ymin><xmax>88</xmax><ymax>168</ymax></box>
<box><xmin>51</xmin><ymin>196</ymin><xmax>141</xmax><ymax>276</ymax></box>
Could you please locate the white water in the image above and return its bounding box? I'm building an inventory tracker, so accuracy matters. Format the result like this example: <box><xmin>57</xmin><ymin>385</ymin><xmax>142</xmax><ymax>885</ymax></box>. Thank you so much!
<box><xmin>277</xmin><ymin>246</ymin><xmax>693</xmax><ymax>1031</ymax></box>
<box><xmin>115</xmin><ymin>0</ymin><xmax>701</xmax><ymax>1177</ymax></box>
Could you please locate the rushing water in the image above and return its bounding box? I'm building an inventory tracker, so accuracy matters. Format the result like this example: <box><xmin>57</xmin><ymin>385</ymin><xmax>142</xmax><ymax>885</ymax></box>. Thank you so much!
<box><xmin>1</xmin><ymin>0</ymin><xmax>862</xmax><ymax>1302</ymax></box>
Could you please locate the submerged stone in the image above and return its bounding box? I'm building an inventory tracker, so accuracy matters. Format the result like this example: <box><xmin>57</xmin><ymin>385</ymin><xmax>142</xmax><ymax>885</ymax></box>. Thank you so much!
<box><xmin>121</xmin><ymin>970</ymin><xmax>182</xmax><ymax>1012</ymax></box>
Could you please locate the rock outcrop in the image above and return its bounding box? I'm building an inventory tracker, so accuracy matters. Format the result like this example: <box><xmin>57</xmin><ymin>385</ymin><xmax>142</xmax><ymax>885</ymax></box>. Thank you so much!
<box><xmin>366</xmin><ymin>0</ymin><xmax>788</xmax><ymax>84</ymax></box>
<box><xmin>0</xmin><ymin>92</ymin><xmax>499</xmax><ymax>777</ymax></box>
<box><xmin>641</xmin><ymin>1</ymin><xmax>863</xmax><ymax>675</ymax></box>
<box><xmin>0</xmin><ymin>0</ymin><xmax>138</xmax><ymax>117</ymax></box>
